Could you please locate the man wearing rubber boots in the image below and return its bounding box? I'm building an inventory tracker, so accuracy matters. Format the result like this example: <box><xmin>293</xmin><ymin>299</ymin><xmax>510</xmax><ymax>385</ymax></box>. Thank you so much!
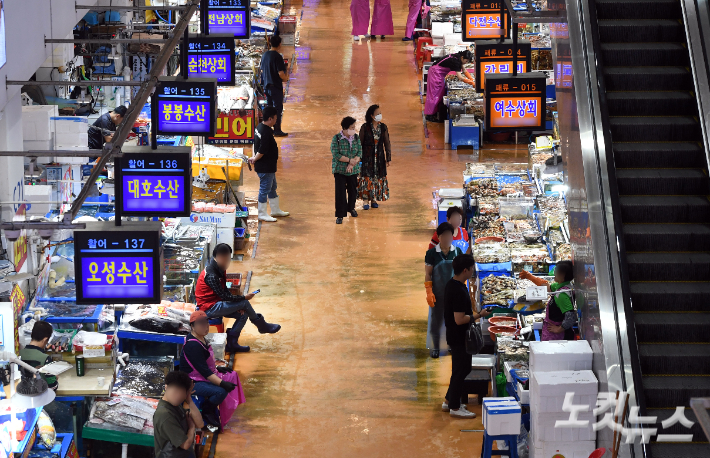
<box><xmin>195</xmin><ymin>243</ymin><xmax>281</xmax><ymax>353</ymax></box>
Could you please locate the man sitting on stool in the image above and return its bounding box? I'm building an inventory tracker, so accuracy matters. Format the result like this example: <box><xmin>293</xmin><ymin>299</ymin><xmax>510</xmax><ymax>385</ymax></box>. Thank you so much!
<box><xmin>195</xmin><ymin>243</ymin><xmax>281</xmax><ymax>354</ymax></box>
<box><xmin>19</xmin><ymin>321</ymin><xmax>58</xmax><ymax>391</ymax></box>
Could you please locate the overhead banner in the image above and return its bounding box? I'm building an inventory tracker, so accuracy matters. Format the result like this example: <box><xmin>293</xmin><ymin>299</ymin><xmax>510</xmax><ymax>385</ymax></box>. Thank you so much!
<box><xmin>115</xmin><ymin>146</ymin><xmax>193</xmax><ymax>217</ymax></box>
<box><xmin>475</xmin><ymin>39</ymin><xmax>531</xmax><ymax>91</ymax></box>
<box><xmin>75</xmin><ymin>222</ymin><xmax>163</xmax><ymax>305</ymax></box>
<box><xmin>207</xmin><ymin>109</ymin><xmax>255</xmax><ymax>145</ymax></box>
<box><xmin>153</xmin><ymin>76</ymin><xmax>218</xmax><ymax>136</ymax></box>
<box><xmin>186</xmin><ymin>34</ymin><xmax>236</xmax><ymax>86</ymax></box>
<box><xmin>485</xmin><ymin>73</ymin><xmax>546</xmax><ymax>131</ymax></box>
<box><xmin>462</xmin><ymin>0</ymin><xmax>509</xmax><ymax>42</ymax></box>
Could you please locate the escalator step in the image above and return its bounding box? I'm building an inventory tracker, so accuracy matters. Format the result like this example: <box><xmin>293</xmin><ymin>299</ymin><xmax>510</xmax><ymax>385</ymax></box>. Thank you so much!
<box><xmin>635</xmin><ymin>313</ymin><xmax>710</xmax><ymax>342</ymax></box>
<box><xmin>639</xmin><ymin>344</ymin><xmax>710</xmax><ymax>374</ymax></box>
<box><xmin>616</xmin><ymin>169</ymin><xmax>707</xmax><ymax>195</ymax></box>
<box><xmin>626</xmin><ymin>252</ymin><xmax>710</xmax><ymax>281</ymax></box>
<box><xmin>620</xmin><ymin>196</ymin><xmax>710</xmax><ymax>223</ymax></box>
<box><xmin>646</xmin><ymin>409</ymin><xmax>707</xmax><ymax>442</ymax></box>
<box><xmin>598</xmin><ymin>19</ymin><xmax>685</xmax><ymax>43</ymax></box>
<box><xmin>623</xmin><ymin>224</ymin><xmax>710</xmax><ymax>251</ymax></box>
<box><xmin>613</xmin><ymin>142</ymin><xmax>704</xmax><ymax>169</ymax></box>
<box><xmin>603</xmin><ymin>66</ymin><xmax>693</xmax><ymax>91</ymax></box>
<box><xmin>596</xmin><ymin>0</ymin><xmax>681</xmax><ymax>20</ymax></box>
<box><xmin>601</xmin><ymin>43</ymin><xmax>689</xmax><ymax>67</ymax></box>
<box><xmin>610</xmin><ymin>116</ymin><xmax>701</xmax><ymax>142</ymax></box>
<box><xmin>630</xmin><ymin>282</ymin><xmax>710</xmax><ymax>312</ymax></box>
<box><xmin>606</xmin><ymin>91</ymin><xmax>696</xmax><ymax>116</ymax></box>
<box><xmin>643</xmin><ymin>376</ymin><xmax>710</xmax><ymax>408</ymax></box>
<box><xmin>648</xmin><ymin>443</ymin><xmax>710</xmax><ymax>457</ymax></box>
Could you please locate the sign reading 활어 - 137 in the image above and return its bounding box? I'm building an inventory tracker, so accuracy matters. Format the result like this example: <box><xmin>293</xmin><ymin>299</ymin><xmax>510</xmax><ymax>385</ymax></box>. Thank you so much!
<box><xmin>115</xmin><ymin>146</ymin><xmax>192</xmax><ymax>217</ymax></box>
<box><xmin>153</xmin><ymin>76</ymin><xmax>218</xmax><ymax>137</ymax></box>
<box><xmin>485</xmin><ymin>73</ymin><xmax>546</xmax><ymax>131</ymax></box>
<box><xmin>75</xmin><ymin>222</ymin><xmax>163</xmax><ymax>305</ymax></box>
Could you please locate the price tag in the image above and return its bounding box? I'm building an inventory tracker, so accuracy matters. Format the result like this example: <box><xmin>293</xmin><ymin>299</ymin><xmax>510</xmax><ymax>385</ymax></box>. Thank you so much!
<box><xmin>526</xmin><ymin>286</ymin><xmax>547</xmax><ymax>301</ymax></box>
<box><xmin>83</xmin><ymin>346</ymin><xmax>106</xmax><ymax>358</ymax></box>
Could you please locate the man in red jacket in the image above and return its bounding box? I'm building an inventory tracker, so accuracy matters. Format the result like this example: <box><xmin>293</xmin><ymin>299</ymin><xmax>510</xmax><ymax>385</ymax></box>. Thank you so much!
<box><xmin>195</xmin><ymin>243</ymin><xmax>281</xmax><ymax>353</ymax></box>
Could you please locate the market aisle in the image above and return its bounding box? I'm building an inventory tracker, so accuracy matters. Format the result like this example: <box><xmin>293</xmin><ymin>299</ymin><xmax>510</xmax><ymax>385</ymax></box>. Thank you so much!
<box><xmin>216</xmin><ymin>1</ymin><xmax>487</xmax><ymax>456</ymax></box>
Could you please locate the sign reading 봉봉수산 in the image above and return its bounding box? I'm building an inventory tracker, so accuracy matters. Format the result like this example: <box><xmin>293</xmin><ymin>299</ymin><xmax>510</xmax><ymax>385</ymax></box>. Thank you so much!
<box><xmin>153</xmin><ymin>76</ymin><xmax>217</xmax><ymax>137</ymax></box>
<box><xmin>74</xmin><ymin>222</ymin><xmax>163</xmax><ymax>305</ymax></box>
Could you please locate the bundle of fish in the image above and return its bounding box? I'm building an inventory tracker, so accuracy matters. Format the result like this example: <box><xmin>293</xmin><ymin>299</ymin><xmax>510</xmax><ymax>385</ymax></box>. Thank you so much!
<box><xmin>478</xmin><ymin>197</ymin><xmax>499</xmax><ymax>215</ymax></box>
<box><xmin>467</xmin><ymin>178</ymin><xmax>500</xmax><ymax>197</ymax></box>
<box><xmin>128</xmin><ymin>315</ymin><xmax>186</xmax><ymax>335</ymax></box>
<box><xmin>555</xmin><ymin>243</ymin><xmax>572</xmax><ymax>261</ymax></box>
<box><xmin>481</xmin><ymin>274</ymin><xmax>515</xmax><ymax>293</ymax></box>
<box><xmin>89</xmin><ymin>396</ymin><xmax>158</xmax><ymax>434</ymax></box>
<box><xmin>112</xmin><ymin>359</ymin><xmax>173</xmax><ymax>398</ymax></box>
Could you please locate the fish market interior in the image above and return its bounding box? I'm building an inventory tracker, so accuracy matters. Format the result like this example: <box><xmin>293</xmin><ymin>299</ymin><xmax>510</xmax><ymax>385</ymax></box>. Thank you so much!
<box><xmin>0</xmin><ymin>0</ymin><xmax>708</xmax><ymax>457</ymax></box>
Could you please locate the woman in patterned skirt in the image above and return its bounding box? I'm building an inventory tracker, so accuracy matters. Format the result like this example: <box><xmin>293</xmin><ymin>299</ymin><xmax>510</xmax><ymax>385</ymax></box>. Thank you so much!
<box><xmin>358</xmin><ymin>104</ymin><xmax>391</xmax><ymax>209</ymax></box>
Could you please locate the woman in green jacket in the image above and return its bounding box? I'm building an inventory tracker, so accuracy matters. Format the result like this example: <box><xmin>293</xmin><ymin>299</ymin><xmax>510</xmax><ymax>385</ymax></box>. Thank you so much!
<box><xmin>331</xmin><ymin>116</ymin><xmax>362</xmax><ymax>224</ymax></box>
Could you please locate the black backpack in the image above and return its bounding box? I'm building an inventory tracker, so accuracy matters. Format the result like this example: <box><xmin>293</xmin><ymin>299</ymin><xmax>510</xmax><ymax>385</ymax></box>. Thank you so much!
<box><xmin>466</xmin><ymin>320</ymin><xmax>485</xmax><ymax>355</ymax></box>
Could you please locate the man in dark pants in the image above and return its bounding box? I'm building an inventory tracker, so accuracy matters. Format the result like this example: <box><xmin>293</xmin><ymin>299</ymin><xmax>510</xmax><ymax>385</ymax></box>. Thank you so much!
<box><xmin>250</xmin><ymin>106</ymin><xmax>289</xmax><ymax>222</ymax></box>
<box><xmin>442</xmin><ymin>254</ymin><xmax>491</xmax><ymax>418</ymax></box>
<box><xmin>260</xmin><ymin>35</ymin><xmax>289</xmax><ymax>137</ymax></box>
<box><xmin>88</xmin><ymin>105</ymin><xmax>127</xmax><ymax>149</ymax></box>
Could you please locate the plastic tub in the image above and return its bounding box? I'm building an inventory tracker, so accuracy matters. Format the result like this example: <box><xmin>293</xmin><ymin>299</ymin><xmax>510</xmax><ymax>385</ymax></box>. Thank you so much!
<box><xmin>206</xmin><ymin>333</ymin><xmax>227</xmax><ymax>360</ymax></box>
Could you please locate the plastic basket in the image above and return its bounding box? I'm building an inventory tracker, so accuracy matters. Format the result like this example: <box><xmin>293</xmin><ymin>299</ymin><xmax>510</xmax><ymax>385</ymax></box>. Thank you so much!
<box><xmin>192</xmin><ymin>157</ymin><xmax>243</xmax><ymax>181</ymax></box>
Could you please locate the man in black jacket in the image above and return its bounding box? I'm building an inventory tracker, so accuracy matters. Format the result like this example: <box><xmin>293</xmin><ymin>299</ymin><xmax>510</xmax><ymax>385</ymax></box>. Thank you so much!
<box><xmin>259</xmin><ymin>35</ymin><xmax>289</xmax><ymax>136</ymax></box>
<box><xmin>250</xmin><ymin>106</ymin><xmax>290</xmax><ymax>222</ymax></box>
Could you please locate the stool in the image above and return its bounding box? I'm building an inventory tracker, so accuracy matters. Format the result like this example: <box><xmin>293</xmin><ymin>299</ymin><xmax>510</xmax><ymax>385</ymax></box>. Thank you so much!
<box><xmin>415</xmin><ymin>37</ymin><xmax>433</xmax><ymax>61</ymax></box>
<box><xmin>463</xmin><ymin>369</ymin><xmax>491</xmax><ymax>405</ymax></box>
<box><xmin>481</xmin><ymin>431</ymin><xmax>519</xmax><ymax>458</ymax></box>
<box><xmin>209</xmin><ymin>317</ymin><xmax>225</xmax><ymax>333</ymax></box>
<box><xmin>472</xmin><ymin>354</ymin><xmax>497</xmax><ymax>397</ymax></box>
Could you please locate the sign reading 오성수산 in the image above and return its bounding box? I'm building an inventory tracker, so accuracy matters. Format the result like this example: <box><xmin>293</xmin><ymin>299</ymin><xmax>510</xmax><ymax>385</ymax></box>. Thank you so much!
<box><xmin>115</xmin><ymin>146</ymin><xmax>192</xmax><ymax>217</ymax></box>
<box><xmin>153</xmin><ymin>76</ymin><xmax>217</xmax><ymax>137</ymax></box>
<box><xmin>74</xmin><ymin>222</ymin><xmax>163</xmax><ymax>305</ymax></box>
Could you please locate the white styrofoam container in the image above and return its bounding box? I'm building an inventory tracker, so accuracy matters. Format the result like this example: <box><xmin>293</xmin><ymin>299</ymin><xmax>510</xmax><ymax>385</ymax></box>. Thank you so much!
<box><xmin>531</xmin><ymin>370</ymin><xmax>597</xmax><ymax>414</ymax></box>
<box><xmin>55</xmin><ymin>132</ymin><xmax>89</xmax><ymax>148</ymax></box>
<box><xmin>52</xmin><ymin>116</ymin><xmax>89</xmax><ymax>134</ymax></box>
<box><xmin>444</xmin><ymin>33</ymin><xmax>463</xmax><ymax>46</ymax></box>
<box><xmin>206</xmin><ymin>333</ymin><xmax>227</xmax><ymax>360</ymax></box>
<box><xmin>482</xmin><ymin>397</ymin><xmax>521</xmax><ymax>436</ymax></box>
<box><xmin>504</xmin><ymin>361</ymin><xmax>525</xmax><ymax>383</ymax></box>
<box><xmin>517</xmin><ymin>381</ymin><xmax>529</xmax><ymax>404</ymax></box>
<box><xmin>529</xmin><ymin>340</ymin><xmax>593</xmax><ymax>372</ymax></box>
<box><xmin>216</xmin><ymin>227</ymin><xmax>234</xmax><ymax>251</ymax></box>
<box><xmin>24</xmin><ymin>185</ymin><xmax>55</xmax><ymax>216</ymax></box>
<box><xmin>432</xmin><ymin>21</ymin><xmax>454</xmax><ymax>38</ymax></box>
<box><xmin>531</xmin><ymin>437</ymin><xmax>596</xmax><ymax>458</ymax></box>
<box><xmin>181</xmin><ymin>212</ymin><xmax>236</xmax><ymax>228</ymax></box>
<box><xmin>531</xmin><ymin>410</ymin><xmax>595</xmax><ymax>442</ymax></box>
<box><xmin>22</xmin><ymin>105</ymin><xmax>58</xmax><ymax>141</ymax></box>
<box><xmin>439</xmin><ymin>188</ymin><xmax>466</xmax><ymax>198</ymax></box>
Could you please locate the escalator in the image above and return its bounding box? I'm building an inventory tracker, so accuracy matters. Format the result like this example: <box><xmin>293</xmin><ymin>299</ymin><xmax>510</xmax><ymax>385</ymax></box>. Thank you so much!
<box><xmin>591</xmin><ymin>0</ymin><xmax>710</xmax><ymax>455</ymax></box>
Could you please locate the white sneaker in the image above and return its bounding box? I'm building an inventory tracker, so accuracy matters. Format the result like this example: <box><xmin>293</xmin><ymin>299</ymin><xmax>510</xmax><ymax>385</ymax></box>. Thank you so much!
<box><xmin>442</xmin><ymin>402</ymin><xmax>467</xmax><ymax>412</ymax></box>
<box><xmin>450</xmin><ymin>407</ymin><xmax>476</xmax><ymax>418</ymax></box>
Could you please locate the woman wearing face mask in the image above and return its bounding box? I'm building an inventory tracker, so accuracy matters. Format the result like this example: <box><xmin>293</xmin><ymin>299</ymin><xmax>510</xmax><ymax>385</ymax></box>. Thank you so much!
<box><xmin>358</xmin><ymin>105</ymin><xmax>391</xmax><ymax>210</ymax></box>
<box><xmin>331</xmin><ymin>117</ymin><xmax>362</xmax><ymax>224</ymax></box>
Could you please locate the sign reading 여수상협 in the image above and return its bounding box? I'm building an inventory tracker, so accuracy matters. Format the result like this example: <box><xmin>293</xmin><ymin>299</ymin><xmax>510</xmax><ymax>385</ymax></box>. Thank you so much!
<box><xmin>186</xmin><ymin>34</ymin><xmax>236</xmax><ymax>86</ymax></box>
<box><xmin>485</xmin><ymin>73</ymin><xmax>546</xmax><ymax>131</ymax></box>
<box><xmin>206</xmin><ymin>0</ymin><xmax>250</xmax><ymax>39</ymax></box>
<box><xmin>461</xmin><ymin>0</ymin><xmax>509</xmax><ymax>42</ymax></box>
<box><xmin>153</xmin><ymin>76</ymin><xmax>217</xmax><ymax>137</ymax></box>
<box><xmin>207</xmin><ymin>109</ymin><xmax>255</xmax><ymax>145</ymax></box>
<box><xmin>474</xmin><ymin>39</ymin><xmax>531</xmax><ymax>91</ymax></box>
<box><xmin>75</xmin><ymin>222</ymin><xmax>163</xmax><ymax>305</ymax></box>
<box><xmin>115</xmin><ymin>146</ymin><xmax>192</xmax><ymax>217</ymax></box>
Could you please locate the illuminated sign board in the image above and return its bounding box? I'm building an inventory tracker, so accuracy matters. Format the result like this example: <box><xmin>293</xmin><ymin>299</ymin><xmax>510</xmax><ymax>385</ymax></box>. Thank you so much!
<box><xmin>153</xmin><ymin>76</ymin><xmax>217</xmax><ymax>136</ymax></box>
<box><xmin>186</xmin><ymin>34</ymin><xmax>236</xmax><ymax>86</ymax></box>
<box><xmin>485</xmin><ymin>73</ymin><xmax>546</xmax><ymax>131</ymax></box>
<box><xmin>115</xmin><ymin>146</ymin><xmax>192</xmax><ymax>217</ymax></box>
<box><xmin>207</xmin><ymin>0</ymin><xmax>250</xmax><ymax>39</ymax></box>
<box><xmin>475</xmin><ymin>39</ymin><xmax>531</xmax><ymax>91</ymax></box>
<box><xmin>75</xmin><ymin>222</ymin><xmax>163</xmax><ymax>305</ymax></box>
<box><xmin>207</xmin><ymin>109</ymin><xmax>255</xmax><ymax>144</ymax></box>
<box><xmin>462</xmin><ymin>0</ymin><xmax>509</xmax><ymax>41</ymax></box>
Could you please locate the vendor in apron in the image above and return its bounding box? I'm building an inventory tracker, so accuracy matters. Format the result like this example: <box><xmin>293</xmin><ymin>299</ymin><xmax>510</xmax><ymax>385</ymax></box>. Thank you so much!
<box><xmin>425</xmin><ymin>222</ymin><xmax>464</xmax><ymax>358</ymax></box>
<box><xmin>180</xmin><ymin>311</ymin><xmax>246</xmax><ymax>431</ymax></box>
<box><xmin>429</xmin><ymin>206</ymin><xmax>471</xmax><ymax>254</ymax></box>
<box><xmin>424</xmin><ymin>50</ymin><xmax>474</xmax><ymax>123</ymax></box>
<box><xmin>519</xmin><ymin>260</ymin><xmax>576</xmax><ymax>341</ymax></box>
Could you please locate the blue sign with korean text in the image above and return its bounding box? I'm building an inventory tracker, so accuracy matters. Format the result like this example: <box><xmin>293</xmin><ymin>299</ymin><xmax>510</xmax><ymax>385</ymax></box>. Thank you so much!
<box><xmin>186</xmin><ymin>34</ymin><xmax>236</xmax><ymax>86</ymax></box>
<box><xmin>75</xmin><ymin>222</ymin><xmax>163</xmax><ymax>305</ymax></box>
<box><xmin>116</xmin><ymin>147</ymin><xmax>192</xmax><ymax>217</ymax></box>
<box><xmin>158</xmin><ymin>100</ymin><xmax>210</xmax><ymax>133</ymax></box>
<box><xmin>206</xmin><ymin>0</ymin><xmax>250</xmax><ymax>38</ymax></box>
<box><xmin>153</xmin><ymin>77</ymin><xmax>217</xmax><ymax>136</ymax></box>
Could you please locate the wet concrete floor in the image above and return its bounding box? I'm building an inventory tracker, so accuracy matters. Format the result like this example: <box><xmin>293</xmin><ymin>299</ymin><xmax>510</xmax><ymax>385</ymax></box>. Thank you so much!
<box><xmin>216</xmin><ymin>0</ymin><xmax>528</xmax><ymax>456</ymax></box>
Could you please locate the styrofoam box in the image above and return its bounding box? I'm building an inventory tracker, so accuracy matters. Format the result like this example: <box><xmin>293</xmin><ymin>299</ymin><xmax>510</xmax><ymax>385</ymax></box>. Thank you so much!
<box><xmin>504</xmin><ymin>361</ymin><xmax>525</xmax><ymax>383</ymax></box>
<box><xmin>531</xmin><ymin>437</ymin><xmax>596</xmax><ymax>458</ymax></box>
<box><xmin>529</xmin><ymin>340</ymin><xmax>593</xmax><ymax>372</ymax></box>
<box><xmin>482</xmin><ymin>397</ymin><xmax>521</xmax><ymax>436</ymax></box>
<box><xmin>52</xmin><ymin>116</ymin><xmax>89</xmax><ymax>134</ymax></box>
<box><xmin>181</xmin><ymin>212</ymin><xmax>236</xmax><ymax>228</ymax></box>
<box><xmin>531</xmin><ymin>370</ymin><xmax>597</xmax><ymax>414</ymax></box>
<box><xmin>531</xmin><ymin>410</ymin><xmax>595</xmax><ymax>442</ymax></box>
<box><xmin>24</xmin><ymin>185</ymin><xmax>55</xmax><ymax>216</ymax></box>
<box><xmin>22</xmin><ymin>105</ymin><xmax>58</xmax><ymax>141</ymax></box>
<box><xmin>517</xmin><ymin>381</ymin><xmax>529</xmax><ymax>404</ymax></box>
<box><xmin>444</xmin><ymin>33</ymin><xmax>464</xmax><ymax>46</ymax></box>
<box><xmin>206</xmin><ymin>333</ymin><xmax>227</xmax><ymax>360</ymax></box>
<box><xmin>216</xmin><ymin>226</ymin><xmax>235</xmax><ymax>251</ymax></box>
<box><xmin>432</xmin><ymin>21</ymin><xmax>454</xmax><ymax>38</ymax></box>
<box><xmin>55</xmin><ymin>132</ymin><xmax>89</xmax><ymax>148</ymax></box>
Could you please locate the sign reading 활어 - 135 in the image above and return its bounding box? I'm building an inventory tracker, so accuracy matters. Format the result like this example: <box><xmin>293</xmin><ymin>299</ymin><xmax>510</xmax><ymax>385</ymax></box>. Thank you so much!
<box><xmin>153</xmin><ymin>76</ymin><xmax>218</xmax><ymax>137</ymax></box>
<box><xmin>115</xmin><ymin>146</ymin><xmax>192</xmax><ymax>217</ymax></box>
<box><xmin>75</xmin><ymin>222</ymin><xmax>163</xmax><ymax>305</ymax></box>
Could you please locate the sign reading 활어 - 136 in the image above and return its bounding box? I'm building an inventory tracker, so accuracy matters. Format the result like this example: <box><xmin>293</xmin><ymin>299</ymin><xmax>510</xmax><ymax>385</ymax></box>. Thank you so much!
<box><xmin>115</xmin><ymin>146</ymin><xmax>192</xmax><ymax>217</ymax></box>
<box><xmin>153</xmin><ymin>76</ymin><xmax>218</xmax><ymax>137</ymax></box>
<box><xmin>75</xmin><ymin>222</ymin><xmax>163</xmax><ymax>305</ymax></box>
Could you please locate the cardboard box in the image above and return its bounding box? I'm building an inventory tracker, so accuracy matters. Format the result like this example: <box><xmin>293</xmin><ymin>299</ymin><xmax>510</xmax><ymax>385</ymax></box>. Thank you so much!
<box><xmin>530</xmin><ymin>370</ymin><xmax>597</xmax><ymax>414</ymax></box>
<box><xmin>529</xmin><ymin>340</ymin><xmax>593</xmax><ymax>373</ymax></box>
<box><xmin>181</xmin><ymin>212</ymin><xmax>236</xmax><ymax>228</ymax></box>
<box><xmin>22</xmin><ymin>105</ymin><xmax>58</xmax><ymax>141</ymax></box>
<box><xmin>531</xmin><ymin>437</ymin><xmax>596</xmax><ymax>458</ymax></box>
<box><xmin>482</xmin><ymin>397</ymin><xmax>521</xmax><ymax>436</ymax></box>
<box><xmin>531</xmin><ymin>410</ymin><xmax>595</xmax><ymax>442</ymax></box>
